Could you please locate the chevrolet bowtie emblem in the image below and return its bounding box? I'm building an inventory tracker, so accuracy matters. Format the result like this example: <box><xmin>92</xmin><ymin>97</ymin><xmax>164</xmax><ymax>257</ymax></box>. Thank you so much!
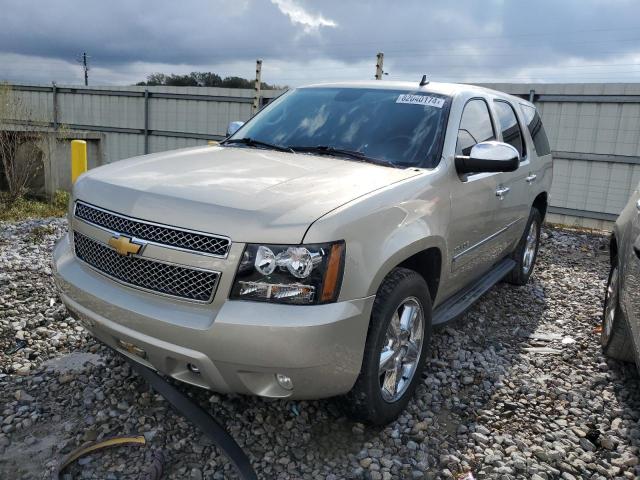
<box><xmin>108</xmin><ymin>235</ymin><xmax>144</xmax><ymax>256</ymax></box>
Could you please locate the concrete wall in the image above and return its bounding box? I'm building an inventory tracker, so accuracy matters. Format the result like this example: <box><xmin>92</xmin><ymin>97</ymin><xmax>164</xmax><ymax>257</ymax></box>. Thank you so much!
<box><xmin>49</xmin><ymin>132</ymin><xmax>104</xmax><ymax>193</ymax></box>
<box><xmin>7</xmin><ymin>83</ymin><xmax>285</xmax><ymax>164</ymax></box>
<box><xmin>0</xmin><ymin>127</ymin><xmax>105</xmax><ymax>198</ymax></box>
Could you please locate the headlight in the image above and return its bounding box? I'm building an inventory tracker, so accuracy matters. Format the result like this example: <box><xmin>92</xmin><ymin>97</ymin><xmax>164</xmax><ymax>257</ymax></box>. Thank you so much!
<box><xmin>230</xmin><ymin>241</ymin><xmax>345</xmax><ymax>305</ymax></box>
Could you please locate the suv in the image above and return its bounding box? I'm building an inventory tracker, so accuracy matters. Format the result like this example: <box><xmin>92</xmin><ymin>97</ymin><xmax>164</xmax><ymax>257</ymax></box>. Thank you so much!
<box><xmin>53</xmin><ymin>81</ymin><xmax>552</xmax><ymax>424</ymax></box>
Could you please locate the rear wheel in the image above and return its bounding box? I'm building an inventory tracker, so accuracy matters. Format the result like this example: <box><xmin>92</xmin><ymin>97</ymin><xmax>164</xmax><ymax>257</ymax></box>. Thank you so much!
<box><xmin>602</xmin><ymin>262</ymin><xmax>634</xmax><ymax>362</ymax></box>
<box><xmin>506</xmin><ymin>208</ymin><xmax>542</xmax><ymax>285</ymax></box>
<box><xmin>342</xmin><ymin>268</ymin><xmax>432</xmax><ymax>425</ymax></box>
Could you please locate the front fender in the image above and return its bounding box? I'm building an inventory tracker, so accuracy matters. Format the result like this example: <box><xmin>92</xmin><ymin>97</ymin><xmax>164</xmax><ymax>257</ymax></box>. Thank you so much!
<box><xmin>302</xmin><ymin>172</ymin><xmax>450</xmax><ymax>302</ymax></box>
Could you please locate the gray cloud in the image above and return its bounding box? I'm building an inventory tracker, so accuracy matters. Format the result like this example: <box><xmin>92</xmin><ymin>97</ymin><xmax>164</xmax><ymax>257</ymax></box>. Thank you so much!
<box><xmin>1</xmin><ymin>0</ymin><xmax>639</xmax><ymax>86</ymax></box>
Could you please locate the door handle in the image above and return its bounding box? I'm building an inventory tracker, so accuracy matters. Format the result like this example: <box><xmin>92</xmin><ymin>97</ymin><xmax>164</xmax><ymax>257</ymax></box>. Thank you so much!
<box><xmin>525</xmin><ymin>174</ymin><xmax>537</xmax><ymax>184</ymax></box>
<box><xmin>496</xmin><ymin>186</ymin><xmax>510</xmax><ymax>199</ymax></box>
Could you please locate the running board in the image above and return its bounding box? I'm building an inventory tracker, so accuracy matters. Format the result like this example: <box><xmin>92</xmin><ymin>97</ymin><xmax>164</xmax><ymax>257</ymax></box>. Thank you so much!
<box><xmin>432</xmin><ymin>258</ymin><xmax>516</xmax><ymax>326</ymax></box>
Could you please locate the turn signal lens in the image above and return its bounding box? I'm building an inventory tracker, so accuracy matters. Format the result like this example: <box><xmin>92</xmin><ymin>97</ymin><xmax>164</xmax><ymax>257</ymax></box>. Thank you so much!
<box><xmin>321</xmin><ymin>243</ymin><xmax>345</xmax><ymax>302</ymax></box>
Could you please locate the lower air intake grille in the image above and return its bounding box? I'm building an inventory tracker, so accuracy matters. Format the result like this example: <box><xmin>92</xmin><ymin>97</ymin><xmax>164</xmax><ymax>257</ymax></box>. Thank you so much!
<box><xmin>73</xmin><ymin>232</ymin><xmax>219</xmax><ymax>302</ymax></box>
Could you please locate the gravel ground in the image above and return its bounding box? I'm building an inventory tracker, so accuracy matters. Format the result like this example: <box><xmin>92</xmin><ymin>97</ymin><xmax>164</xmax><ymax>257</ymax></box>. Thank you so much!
<box><xmin>1</xmin><ymin>218</ymin><xmax>639</xmax><ymax>480</ymax></box>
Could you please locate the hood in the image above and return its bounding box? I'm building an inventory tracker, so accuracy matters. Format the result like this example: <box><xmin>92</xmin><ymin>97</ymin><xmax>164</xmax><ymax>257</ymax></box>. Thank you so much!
<box><xmin>74</xmin><ymin>145</ymin><xmax>420</xmax><ymax>243</ymax></box>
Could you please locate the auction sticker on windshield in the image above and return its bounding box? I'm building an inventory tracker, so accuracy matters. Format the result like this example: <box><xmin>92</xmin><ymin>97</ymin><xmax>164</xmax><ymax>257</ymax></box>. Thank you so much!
<box><xmin>396</xmin><ymin>94</ymin><xmax>445</xmax><ymax>108</ymax></box>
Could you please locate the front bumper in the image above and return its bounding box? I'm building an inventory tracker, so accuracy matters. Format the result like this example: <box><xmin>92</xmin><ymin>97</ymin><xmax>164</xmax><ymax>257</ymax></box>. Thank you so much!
<box><xmin>53</xmin><ymin>234</ymin><xmax>374</xmax><ymax>399</ymax></box>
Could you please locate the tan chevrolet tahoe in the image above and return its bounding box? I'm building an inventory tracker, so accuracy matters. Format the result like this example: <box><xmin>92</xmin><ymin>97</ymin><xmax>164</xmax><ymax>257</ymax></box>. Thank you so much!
<box><xmin>53</xmin><ymin>81</ymin><xmax>552</xmax><ymax>424</ymax></box>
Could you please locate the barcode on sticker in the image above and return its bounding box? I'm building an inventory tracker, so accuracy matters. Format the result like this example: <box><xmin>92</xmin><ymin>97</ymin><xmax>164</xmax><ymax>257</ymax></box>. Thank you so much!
<box><xmin>396</xmin><ymin>94</ymin><xmax>445</xmax><ymax>108</ymax></box>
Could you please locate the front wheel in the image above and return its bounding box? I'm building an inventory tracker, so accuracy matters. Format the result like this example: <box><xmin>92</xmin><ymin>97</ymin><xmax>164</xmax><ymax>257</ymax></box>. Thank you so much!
<box><xmin>602</xmin><ymin>262</ymin><xmax>634</xmax><ymax>362</ymax></box>
<box><xmin>505</xmin><ymin>208</ymin><xmax>542</xmax><ymax>285</ymax></box>
<box><xmin>341</xmin><ymin>268</ymin><xmax>432</xmax><ymax>425</ymax></box>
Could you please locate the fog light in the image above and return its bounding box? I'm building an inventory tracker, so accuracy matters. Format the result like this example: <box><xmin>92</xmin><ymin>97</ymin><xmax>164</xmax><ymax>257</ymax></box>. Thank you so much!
<box><xmin>187</xmin><ymin>363</ymin><xmax>200</xmax><ymax>374</ymax></box>
<box><xmin>276</xmin><ymin>373</ymin><xmax>293</xmax><ymax>390</ymax></box>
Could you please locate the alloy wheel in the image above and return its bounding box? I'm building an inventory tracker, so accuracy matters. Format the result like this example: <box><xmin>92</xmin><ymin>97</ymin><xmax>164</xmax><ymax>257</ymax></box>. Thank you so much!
<box><xmin>379</xmin><ymin>297</ymin><xmax>424</xmax><ymax>402</ymax></box>
<box><xmin>522</xmin><ymin>221</ymin><xmax>538</xmax><ymax>274</ymax></box>
<box><xmin>602</xmin><ymin>266</ymin><xmax>619</xmax><ymax>346</ymax></box>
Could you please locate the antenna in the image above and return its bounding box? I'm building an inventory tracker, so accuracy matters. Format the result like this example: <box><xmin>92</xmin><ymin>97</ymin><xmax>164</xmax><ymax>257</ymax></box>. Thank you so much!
<box><xmin>419</xmin><ymin>75</ymin><xmax>429</xmax><ymax>86</ymax></box>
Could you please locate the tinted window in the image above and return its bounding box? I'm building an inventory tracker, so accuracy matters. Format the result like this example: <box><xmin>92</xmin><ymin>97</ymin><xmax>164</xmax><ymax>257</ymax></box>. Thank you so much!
<box><xmin>456</xmin><ymin>99</ymin><xmax>495</xmax><ymax>156</ymax></box>
<box><xmin>493</xmin><ymin>100</ymin><xmax>525</xmax><ymax>158</ymax></box>
<box><xmin>521</xmin><ymin>104</ymin><xmax>551</xmax><ymax>156</ymax></box>
<box><xmin>231</xmin><ymin>88</ymin><xmax>451</xmax><ymax>168</ymax></box>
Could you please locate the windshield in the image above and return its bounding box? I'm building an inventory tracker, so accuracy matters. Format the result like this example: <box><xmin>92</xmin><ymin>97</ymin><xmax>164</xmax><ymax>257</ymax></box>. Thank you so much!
<box><xmin>228</xmin><ymin>87</ymin><xmax>451</xmax><ymax>168</ymax></box>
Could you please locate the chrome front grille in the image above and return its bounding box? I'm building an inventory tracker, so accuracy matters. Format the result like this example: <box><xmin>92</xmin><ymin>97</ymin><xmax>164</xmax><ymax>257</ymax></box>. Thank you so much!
<box><xmin>73</xmin><ymin>232</ymin><xmax>219</xmax><ymax>302</ymax></box>
<box><xmin>74</xmin><ymin>201</ymin><xmax>230</xmax><ymax>257</ymax></box>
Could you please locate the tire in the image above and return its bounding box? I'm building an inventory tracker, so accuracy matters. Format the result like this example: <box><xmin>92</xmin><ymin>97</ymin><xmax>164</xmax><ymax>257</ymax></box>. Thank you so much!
<box><xmin>505</xmin><ymin>208</ymin><xmax>542</xmax><ymax>286</ymax></box>
<box><xmin>602</xmin><ymin>262</ymin><xmax>635</xmax><ymax>362</ymax></box>
<box><xmin>341</xmin><ymin>267</ymin><xmax>432</xmax><ymax>425</ymax></box>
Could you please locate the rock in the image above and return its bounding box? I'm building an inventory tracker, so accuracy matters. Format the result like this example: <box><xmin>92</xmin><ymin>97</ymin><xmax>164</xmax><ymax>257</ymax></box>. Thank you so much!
<box><xmin>360</xmin><ymin>458</ymin><xmax>373</xmax><ymax>468</ymax></box>
<box><xmin>611</xmin><ymin>453</ymin><xmax>639</xmax><ymax>468</ymax></box>
<box><xmin>14</xmin><ymin>390</ymin><xmax>34</xmax><ymax>402</ymax></box>
<box><xmin>599</xmin><ymin>435</ymin><xmax>615</xmax><ymax>450</ymax></box>
<box><xmin>611</xmin><ymin>418</ymin><xmax>623</xmax><ymax>431</ymax></box>
<box><xmin>471</xmin><ymin>432</ymin><xmax>489</xmax><ymax>445</ymax></box>
<box><xmin>59</xmin><ymin>374</ymin><xmax>75</xmax><ymax>384</ymax></box>
<box><xmin>412</xmin><ymin>421</ymin><xmax>429</xmax><ymax>432</ymax></box>
<box><xmin>579</xmin><ymin>438</ymin><xmax>596</xmax><ymax>452</ymax></box>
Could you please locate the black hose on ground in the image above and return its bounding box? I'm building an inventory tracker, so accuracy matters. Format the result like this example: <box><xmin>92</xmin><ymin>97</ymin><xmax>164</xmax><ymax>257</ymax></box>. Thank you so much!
<box><xmin>123</xmin><ymin>354</ymin><xmax>258</xmax><ymax>480</ymax></box>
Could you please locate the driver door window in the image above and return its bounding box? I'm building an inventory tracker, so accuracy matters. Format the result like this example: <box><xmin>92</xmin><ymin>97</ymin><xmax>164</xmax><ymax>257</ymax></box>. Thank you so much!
<box><xmin>456</xmin><ymin>99</ymin><xmax>495</xmax><ymax>156</ymax></box>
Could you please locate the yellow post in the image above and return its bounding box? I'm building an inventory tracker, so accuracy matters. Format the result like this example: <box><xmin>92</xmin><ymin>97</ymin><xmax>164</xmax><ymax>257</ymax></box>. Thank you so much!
<box><xmin>71</xmin><ymin>140</ymin><xmax>87</xmax><ymax>184</ymax></box>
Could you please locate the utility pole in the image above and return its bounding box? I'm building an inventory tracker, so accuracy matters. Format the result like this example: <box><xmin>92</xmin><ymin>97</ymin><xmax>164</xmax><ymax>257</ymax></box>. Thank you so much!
<box><xmin>375</xmin><ymin>52</ymin><xmax>384</xmax><ymax>80</ymax></box>
<box><xmin>77</xmin><ymin>52</ymin><xmax>90</xmax><ymax>86</ymax></box>
<box><xmin>252</xmin><ymin>59</ymin><xmax>262</xmax><ymax>115</ymax></box>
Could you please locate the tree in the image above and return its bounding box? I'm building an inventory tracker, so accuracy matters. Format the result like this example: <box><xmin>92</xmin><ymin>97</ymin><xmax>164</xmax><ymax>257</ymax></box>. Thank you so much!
<box><xmin>192</xmin><ymin>72</ymin><xmax>222</xmax><ymax>87</ymax></box>
<box><xmin>219</xmin><ymin>76</ymin><xmax>251</xmax><ymax>88</ymax></box>
<box><xmin>136</xmin><ymin>71</ymin><xmax>284</xmax><ymax>89</ymax></box>
<box><xmin>146</xmin><ymin>73</ymin><xmax>168</xmax><ymax>86</ymax></box>
<box><xmin>0</xmin><ymin>84</ymin><xmax>67</xmax><ymax>204</ymax></box>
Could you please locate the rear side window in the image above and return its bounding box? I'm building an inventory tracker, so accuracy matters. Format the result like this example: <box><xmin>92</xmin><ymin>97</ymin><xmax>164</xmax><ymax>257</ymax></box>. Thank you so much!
<box><xmin>456</xmin><ymin>99</ymin><xmax>495</xmax><ymax>156</ymax></box>
<box><xmin>493</xmin><ymin>100</ymin><xmax>525</xmax><ymax>158</ymax></box>
<box><xmin>521</xmin><ymin>104</ymin><xmax>551</xmax><ymax>156</ymax></box>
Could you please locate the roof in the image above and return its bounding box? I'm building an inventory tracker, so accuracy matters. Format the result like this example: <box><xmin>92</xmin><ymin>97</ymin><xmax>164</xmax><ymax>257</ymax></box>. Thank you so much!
<box><xmin>302</xmin><ymin>80</ymin><xmax>480</xmax><ymax>94</ymax></box>
<box><xmin>299</xmin><ymin>80</ymin><xmax>531</xmax><ymax>106</ymax></box>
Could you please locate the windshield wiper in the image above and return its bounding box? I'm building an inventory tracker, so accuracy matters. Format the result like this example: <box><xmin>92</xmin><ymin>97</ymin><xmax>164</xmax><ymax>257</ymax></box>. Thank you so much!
<box><xmin>288</xmin><ymin>145</ymin><xmax>399</xmax><ymax>168</ymax></box>
<box><xmin>222</xmin><ymin>137</ymin><xmax>294</xmax><ymax>153</ymax></box>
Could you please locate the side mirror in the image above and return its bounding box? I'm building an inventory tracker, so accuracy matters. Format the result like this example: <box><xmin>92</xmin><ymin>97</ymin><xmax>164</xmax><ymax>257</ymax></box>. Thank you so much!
<box><xmin>227</xmin><ymin>121</ymin><xmax>244</xmax><ymax>137</ymax></box>
<box><xmin>455</xmin><ymin>141</ymin><xmax>519</xmax><ymax>174</ymax></box>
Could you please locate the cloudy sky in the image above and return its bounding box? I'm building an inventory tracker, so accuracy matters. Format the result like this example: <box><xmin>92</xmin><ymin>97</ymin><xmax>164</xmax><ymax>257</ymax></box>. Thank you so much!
<box><xmin>2</xmin><ymin>0</ymin><xmax>640</xmax><ymax>87</ymax></box>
